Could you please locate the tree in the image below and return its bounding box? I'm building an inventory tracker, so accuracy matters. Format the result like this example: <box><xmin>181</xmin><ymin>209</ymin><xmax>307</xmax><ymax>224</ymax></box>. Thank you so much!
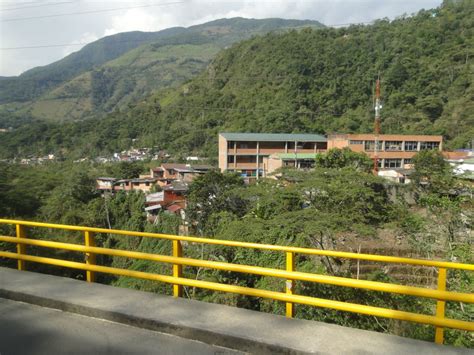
<box><xmin>315</xmin><ymin>148</ymin><xmax>373</xmax><ymax>172</ymax></box>
<box><xmin>412</xmin><ymin>150</ymin><xmax>454</xmax><ymax>193</ymax></box>
<box><xmin>186</xmin><ymin>170</ymin><xmax>245</xmax><ymax>235</ymax></box>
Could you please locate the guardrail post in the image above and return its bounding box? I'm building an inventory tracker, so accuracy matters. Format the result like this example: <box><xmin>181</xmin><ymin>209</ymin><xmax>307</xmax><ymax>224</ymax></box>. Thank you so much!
<box><xmin>16</xmin><ymin>224</ymin><xmax>26</xmax><ymax>271</ymax></box>
<box><xmin>435</xmin><ymin>267</ymin><xmax>447</xmax><ymax>344</ymax></box>
<box><xmin>172</xmin><ymin>240</ymin><xmax>183</xmax><ymax>297</ymax></box>
<box><xmin>84</xmin><ymin>231</ymin><xmax>96</xmax><ymax>282</ymax></box>
<box><xmin>285</xmin><ymin>251</ymin><xmax>295</xmax><ymax>318</ymax></box>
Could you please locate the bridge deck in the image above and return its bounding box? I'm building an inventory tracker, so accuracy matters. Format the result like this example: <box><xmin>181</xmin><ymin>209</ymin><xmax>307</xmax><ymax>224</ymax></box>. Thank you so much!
<box><xmin>0</xmin><ymin>298</ymin><xmax>242</xmax><ymax>355</ymax></box>
<box><xmin>0</xmin><ymin>267</ymin><xmax>468</xmax><ymax>354</ymax></box>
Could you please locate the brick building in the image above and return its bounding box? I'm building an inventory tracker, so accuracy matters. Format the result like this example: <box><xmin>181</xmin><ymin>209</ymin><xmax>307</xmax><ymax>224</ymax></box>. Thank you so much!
<box><xmin>218</xmin><ymin>132</ymin><xmax>444</xmax><ymax>176</ymax></box>
<box><xmin>327</xmin><ymin>134</ymin><xmax>443</xmax><ymax>169</ymax></box>
<box><xmin>218</xmin><ymin>132</ymin><xmax>327</xmax><ymax>179</ymax></box>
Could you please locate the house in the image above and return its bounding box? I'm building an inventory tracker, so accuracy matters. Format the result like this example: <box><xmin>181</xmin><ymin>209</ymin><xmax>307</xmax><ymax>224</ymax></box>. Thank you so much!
<box><xmin>162</xmin><ymin>181</ymin><xmax>189</xmax><ymax>209</ymax></box>
<box><xmin>263</xmin><ymin>153</ymin><xmax>318</xmax><ymax>173</ymax></box>
<box><xmin>112</xmin><ymin>178</ymin><xmax>158</xmax><ymax>192</ymax></box>
<box><xmin>378</xmin><ymin>169</ymin><xmax>414</xmax><ymax>184</ymax></box>
<box><xmin>161</xmin><ymin>163</ymin><xmax>189</xmax><ymax>180</ymax></box>
<box><xmin>155</xmin><ymin>163</ymin><xmax>213</xmax><ymax>182</ymax></box>
<box><xmin>96</xmin><ymin>177</ymin><xmax>117</xmax><ymax>191</ymax></box>
<box><xmin>218</xmin><ymin>132</ymin><xmax>327</xmax><ymax>179</ymax></box>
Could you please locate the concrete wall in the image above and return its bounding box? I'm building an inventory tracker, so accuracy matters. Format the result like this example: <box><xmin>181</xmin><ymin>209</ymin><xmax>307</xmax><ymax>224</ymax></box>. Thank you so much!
<box><xmin>218</xmin><ymin>134</ymin><xmax>228</xmax><ymax>172</ymax></box>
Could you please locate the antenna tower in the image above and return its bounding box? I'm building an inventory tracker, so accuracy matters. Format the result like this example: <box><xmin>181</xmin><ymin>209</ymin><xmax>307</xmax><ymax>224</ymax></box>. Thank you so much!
<box><xmin>373</xmin><ymin>78</ymin><xmax>382</xmax><ymax>173</ymax></box>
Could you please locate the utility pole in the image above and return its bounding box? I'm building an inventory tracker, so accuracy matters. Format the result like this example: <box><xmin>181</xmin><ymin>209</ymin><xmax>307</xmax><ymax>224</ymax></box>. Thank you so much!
<box><xmin>373</xmin><ymin>77</ymin><xmax>382</xmax><ymax>174</ymax></box>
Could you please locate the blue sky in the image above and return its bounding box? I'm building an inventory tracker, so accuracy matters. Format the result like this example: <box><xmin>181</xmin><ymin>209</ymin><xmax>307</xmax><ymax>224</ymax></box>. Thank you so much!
<box><xmin>0</xmin><ymin>0</ymin><xmax>442</xmax><ymax>76</ymax></box>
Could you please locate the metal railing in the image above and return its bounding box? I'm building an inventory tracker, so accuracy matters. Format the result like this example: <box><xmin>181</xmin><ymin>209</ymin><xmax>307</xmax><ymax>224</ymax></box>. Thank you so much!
<box><xmin>0</xmin><ymin>218</ymin><xmax>472</xmax><ymax>345</ymax></box>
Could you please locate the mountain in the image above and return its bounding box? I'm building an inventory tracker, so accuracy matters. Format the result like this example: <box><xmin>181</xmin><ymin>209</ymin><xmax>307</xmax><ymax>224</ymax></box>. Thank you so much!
<box><xmin>0</xmin><ymin>29</ymin><xmax>185</xmax><ymax>104</ymax></box>
<box><xmin>0</xmin><ymin>18</ymin><xmax>324</xmax><ymax>121</ymax></box>
<box><xmin>0</xmin><ymin>0</ymin><xmax>472</xmax><ymax>159</ymax></box>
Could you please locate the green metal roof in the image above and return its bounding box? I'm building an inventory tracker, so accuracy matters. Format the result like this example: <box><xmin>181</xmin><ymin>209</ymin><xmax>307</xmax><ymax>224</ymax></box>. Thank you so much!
<box><xmin>220</xmin><ymin>132</ymin><xmax>327</xmax><ymax>142</ymax></box>
<box><xmin>276</xmin><ymin>153</ymin><xmax>318</xmax><ymax>160</ymax></box>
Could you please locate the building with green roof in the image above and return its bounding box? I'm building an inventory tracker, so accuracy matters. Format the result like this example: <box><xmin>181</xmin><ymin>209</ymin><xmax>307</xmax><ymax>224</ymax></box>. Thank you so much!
<box><xmin>218</xmin><ymin>132</ymin><xmax>327</xmax><ymax>179</ymax></box>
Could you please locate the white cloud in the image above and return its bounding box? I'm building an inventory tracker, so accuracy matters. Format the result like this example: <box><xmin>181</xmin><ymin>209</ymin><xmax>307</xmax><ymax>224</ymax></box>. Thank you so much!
<box><xmin>0</xmin><ymin>0</ymin><xmax>443</xmax><ymax>76</ymax></box>
<box><xmin>104</xmin><ymin>9</ymin><xmax>171</xmax><ymax>36</ymax></box>
<box><xmin>62</xmin><ymin>32</ymin><xmax>100</xmax><ymax>57</ymax></box>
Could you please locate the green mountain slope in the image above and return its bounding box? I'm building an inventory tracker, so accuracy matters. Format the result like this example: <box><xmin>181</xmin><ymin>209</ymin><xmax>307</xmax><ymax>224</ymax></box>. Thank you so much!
<box><xmin>145</xmin><ymin>0</ymin><xmax>473</xmax><ymax>153</ymax></box>
<box><xmin>0</xmin><ymin>29</ymin><xmax>185</xmax><ymax>104</ymax></box>
<box><xmin>0</xmin><ymin>1</ymin><xmax>472</xmax><ymax>159</ymax></box>
<box><xmin>0</xmin><ymin>18</ymin><xmax>324</xmax><ymax>121</ymax></box>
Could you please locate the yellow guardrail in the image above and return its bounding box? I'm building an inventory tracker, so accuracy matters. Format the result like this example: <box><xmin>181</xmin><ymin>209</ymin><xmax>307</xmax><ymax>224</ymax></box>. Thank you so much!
<box><xmin>0</xmin><ymin>219</ymin><xmax>473</xmax><ymax>345</ymax></box>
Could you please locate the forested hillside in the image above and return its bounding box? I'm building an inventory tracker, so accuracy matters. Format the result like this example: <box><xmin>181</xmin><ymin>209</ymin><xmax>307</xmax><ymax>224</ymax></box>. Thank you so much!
<box><xmin>0</xmin><ymin>30</ymin><xmax>182</xmax><ymax>104</ymax></box>
<box><xmin>0</xmin><ymin>0</ymin><xmax>472</xmax><ymax>159</ymax></box>
<box><xmin>0</xmin><ymin>152</ymin><xmax>472</xmax><ymax>347</ymax></box>
<box><xmin>0</xmin><ymin>18</ymin><xmax>323</xmax><ymax>121</ymax></box>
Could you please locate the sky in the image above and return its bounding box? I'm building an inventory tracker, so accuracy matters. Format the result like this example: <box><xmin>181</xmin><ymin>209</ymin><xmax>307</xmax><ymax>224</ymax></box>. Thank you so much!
<box><xmin>0</xmin><ymin>0</ymin><xmax>442</xmax><ymax>77</ymax></box>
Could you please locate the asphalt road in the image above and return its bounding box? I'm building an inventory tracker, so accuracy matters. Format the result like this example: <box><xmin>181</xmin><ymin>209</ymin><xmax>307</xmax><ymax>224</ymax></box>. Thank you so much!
<box><xmin>0</xmin><ymin>298</ymin><xmax>244</xmax><ymax>355</ymax></box>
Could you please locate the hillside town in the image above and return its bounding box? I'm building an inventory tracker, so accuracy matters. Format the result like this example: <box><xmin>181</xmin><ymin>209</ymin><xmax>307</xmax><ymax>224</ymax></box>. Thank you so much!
<box><xmin>1</xmin><ymin>1</ymin><xmax>473</xmax><ymax>350</ymax></box>
<box><xmin>94</xmin><ymin>132</ymin><xmax>473</xmax><ymax>225</ymax></box>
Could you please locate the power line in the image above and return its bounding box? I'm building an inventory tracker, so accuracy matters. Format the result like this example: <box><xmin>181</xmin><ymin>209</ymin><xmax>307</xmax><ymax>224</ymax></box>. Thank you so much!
<box><xmin>0</xmin><ymin>42</ymin><xmax>90</xmax><ymax>50</ymax></box>
<box><xmin>1</xmin><ymin>1</ymin><xmax>184</xmax><ymax>22</ymax></box>
<box><xmin>0</xmin><ymin>18</ymin><xmax>409</xmax><ymax>51</ymax></box>
<box><xmin>0</xmin><ymin>1</ymin><xmax>73</xmax><ymax>12</ymax></box>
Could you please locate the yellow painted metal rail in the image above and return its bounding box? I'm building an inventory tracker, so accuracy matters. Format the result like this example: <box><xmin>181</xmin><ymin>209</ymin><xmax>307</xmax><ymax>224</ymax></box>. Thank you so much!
<box><xmin>0</xmin><ymin>219</ymin><xmax>473</xmax><ymax>345</ymax></box>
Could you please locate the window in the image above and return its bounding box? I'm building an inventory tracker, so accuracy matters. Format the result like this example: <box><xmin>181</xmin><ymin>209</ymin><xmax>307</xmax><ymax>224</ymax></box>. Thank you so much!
<box><xmin>227</xmin><ymin>156</ymin><xmax>235</xmax><ymax>164</ymax></box>
<box><xmin>404</xmin><ymin>158</ymin><xmax>412</xmax><ymax>165</ymax></box>
<box><xmin>299</xmin><ymin>160</ymin><xmax>315</xmax><ymax>169</ymax></box>
<box><xmin>420</xmin><ymin>141</ymin><xmax>440</xmax><ymax>150</ymax></box>
<box><xmin>349</xmin><ymin>140</ymin><xmax>363</xmax><ymax>145</ymax></box>
<box><xmin>364</xmin><ymin>141</ymin><xmax>382</xmax><ymax>151</ymax></box>
<box><xmin>404</xmin><ymin>141</ymin><xmax>418</xmax><ymax>151</ymax></box>
<box><xmin>384</xmin><ymin>141</ymin><xmax>403</xmax><ymax>151</ymax></box>
<box><xmin>237</xmin><ymin>155</ymin><xmax>257</xmax><ymax>163</ymax></box>
<box><xmin>227</xmin><ymin>141</ymin><xmax>234</xmax><ymax>149</ymax></box>
<box><xmin>385</xmin><ymin>159</ymin><xmax>402</xmax><ymax>168</ymax></box>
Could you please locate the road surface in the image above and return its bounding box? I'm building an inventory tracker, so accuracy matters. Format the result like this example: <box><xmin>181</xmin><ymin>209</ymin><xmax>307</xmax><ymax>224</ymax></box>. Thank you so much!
<box><xmin>0</xmin><ymin>298</ymin><xmax>243</xmax><ymax>355</ymax></box>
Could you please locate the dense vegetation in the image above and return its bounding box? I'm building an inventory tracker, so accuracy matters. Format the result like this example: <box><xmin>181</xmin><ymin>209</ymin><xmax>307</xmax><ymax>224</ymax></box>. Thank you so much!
<box><xmin>0</xmin><ymin>18</ymin><xmax>323</xmax><ymax>121</ymax></box>
<box><xmin>0</xmin><ymin>150</ymin><xmax>472</xmax><ymax>347</ymax></box>
<box><xmin>0</xmin><ymin>1</ymin><xmax>472</xmax><ymax>348</ymax></box>
<box><xmin>1</xmin><ymin>1</ymin><xmax>471</xmax><ymax>160</ymax></box>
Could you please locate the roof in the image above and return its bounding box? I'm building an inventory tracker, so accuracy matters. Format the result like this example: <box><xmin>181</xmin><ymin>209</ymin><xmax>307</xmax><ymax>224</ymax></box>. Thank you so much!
<box><xmin>443</xmin><ymin>151</ymin><xmax>470</xmax><ymax>160</ymax></box>
<box><xmin>174</xmin><ymin>168</ymin><xmax>195</xmax><ymax>173</ymax></box>
<box><xmin>167</xmin><ymin>204</ymin><xmax>183</xmax><ymax>213</ymax></box>
<box><xmin>146</xmin><ymin>192</ymin><xmax>164</xmax><ymax>203</ymax></box>
<box><xmin>130</xmin><ymin>178</ymin><xmax>158</xmax><ymax>183</ymax></box>
<box><xmin>161</xmin><ymin>163</ymin><xmax>188</xmax><ymax>170</ymax></box>
<box><xmin>163</xmin><ymin>181</ymin><xmax>189</xmax><ymax>192</ymax></box>
<box><xmin>145</xmin><ymin>205</ymin><xmax>162</xmax><ymax>212</ymax></box>
<box><xmin>152</xmin><ymin>167</ymin><xmax>164</xmax><ymax>172</ymax></box>
<box><xmin>97</xmin><ymin>177</ymin><xmax>117</xmax><ymax>181</ymax></box>
<box><xmin>220</xmin><ymin>132</ymin><xmax>327</xmax><ymax>142</ymax></box>
<box><xmin>174</xmin><ymin>166</ymin><xmax>212</xmax><ymax>173</ymax></box>
<box><xmin>192</xmin><ymin>164</ymin><xmax>213</xmax><ymax>171</ymax></box>
<box><xmin>274</xmin><ymin>153</ymin><xmax>317</xmax><ymax>160</ymax></box>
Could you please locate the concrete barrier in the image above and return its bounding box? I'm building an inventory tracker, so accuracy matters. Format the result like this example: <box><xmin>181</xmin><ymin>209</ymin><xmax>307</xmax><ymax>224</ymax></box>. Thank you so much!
<box><xmin>0</xmin><ymin>267</ymin><xmax>469</xmax><ymax>354</ymax></box>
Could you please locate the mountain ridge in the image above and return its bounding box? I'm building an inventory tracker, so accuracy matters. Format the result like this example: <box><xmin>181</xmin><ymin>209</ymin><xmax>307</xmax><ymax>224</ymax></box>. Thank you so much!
<box><xmin>0</xmin><ymin>17</ymin><xmax>324</xmax><ymax>121</ymax></box>
<box><xmin>0</xmin><ymin>1</ymin><xmax>472</xmax><ymax>159</ymax></box>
